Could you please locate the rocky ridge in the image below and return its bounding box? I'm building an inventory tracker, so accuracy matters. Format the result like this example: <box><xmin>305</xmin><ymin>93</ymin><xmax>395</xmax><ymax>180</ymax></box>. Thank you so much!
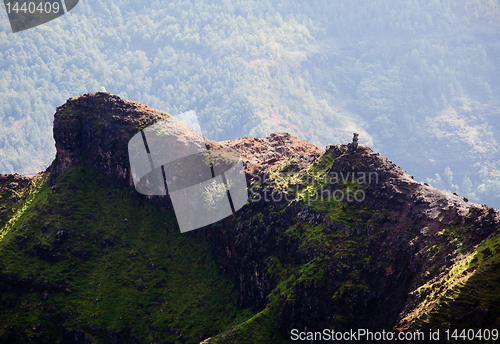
<box><xmin>198</xmin><ymin>142</ymin><xmax>500</xmax><ymax>340</ymax></box>
<box><xmin>1</xmin><ymin>92</ymin><xmax>499</xmax><ymax>343</ymax></box>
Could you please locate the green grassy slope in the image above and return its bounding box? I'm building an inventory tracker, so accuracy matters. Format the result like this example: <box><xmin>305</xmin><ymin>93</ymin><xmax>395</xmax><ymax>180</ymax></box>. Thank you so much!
<box><xmin>0</xmin><ymin>166</ymin><xmax>255</xmax><ymax>343</ymax></box>
<box><xmin>203</xmin><ymin>307</ymin><xmax>291</xmax><ymax>344</ymax></box>
<box><xmin>405</xmin><ymin>228</ymin><xmax>500</xmax><ymax>338</ymax></box>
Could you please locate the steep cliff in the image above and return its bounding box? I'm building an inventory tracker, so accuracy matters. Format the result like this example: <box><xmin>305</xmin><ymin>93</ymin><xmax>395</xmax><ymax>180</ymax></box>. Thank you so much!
<box><xmin>1</xmin><ymin>92</ymin><xmax>499</xmax><ymax>344</ymax></box>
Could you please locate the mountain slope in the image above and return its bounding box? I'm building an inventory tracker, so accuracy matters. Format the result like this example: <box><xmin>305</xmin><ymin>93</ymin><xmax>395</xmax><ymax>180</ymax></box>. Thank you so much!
<box><xmin>1</xmin><ymin>92</ymin><xmax>499</xmax><ymax>343</ymax></box>
<box><xmin>199</xmin><ymin>143</ymin><xmax>500</xmax><ymax>342</ymax></box>
<box><xmin>0</xmin><ymin>166</ymin><xmax>265</xmax><ymax>343</ymax></box>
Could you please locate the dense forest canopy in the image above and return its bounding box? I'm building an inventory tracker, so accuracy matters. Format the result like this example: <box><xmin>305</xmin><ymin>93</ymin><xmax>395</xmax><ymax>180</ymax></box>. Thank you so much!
<box><xmin>0</xmin><ymin>0</ymin><xmax>499</xmax><ymax>207</ymax></box>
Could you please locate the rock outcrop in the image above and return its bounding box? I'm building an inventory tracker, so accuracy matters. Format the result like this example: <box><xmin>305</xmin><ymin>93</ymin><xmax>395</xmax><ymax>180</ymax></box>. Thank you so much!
<box><xmin>49</xmin><ymin>92</ymin><xmax>321</xmax><ymax>199</ymax></box>
<box><xmin>50</xmin><ymin>92</ymin><xmax>169</xmax><ymax>187</ymax></box>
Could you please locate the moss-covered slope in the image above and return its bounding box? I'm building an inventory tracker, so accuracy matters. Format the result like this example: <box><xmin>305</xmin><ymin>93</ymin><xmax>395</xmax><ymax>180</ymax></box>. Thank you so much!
<box><xmin>400</xmin><ymin>228</ymin><xmax>500</xmax><ymax>335</ymax></box>
<box><xmin>0</xmin><ymin>167</ymin><xmax>255</xmax><ymax>343</ymax></box>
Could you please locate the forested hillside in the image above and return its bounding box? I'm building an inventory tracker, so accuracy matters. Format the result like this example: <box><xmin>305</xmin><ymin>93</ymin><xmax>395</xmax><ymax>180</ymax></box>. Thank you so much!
<box><xmin>1</xmin><ymin>0</ymin><xmax>500</xmax><ymax>207</ymax></box>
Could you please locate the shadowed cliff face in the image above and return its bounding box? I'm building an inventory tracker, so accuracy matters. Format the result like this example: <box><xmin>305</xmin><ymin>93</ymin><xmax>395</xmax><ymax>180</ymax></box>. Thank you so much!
<box><xmin>2</xmin><ymin>92</ymin><xmax>499</xmax><ymax>343</ymax></box>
